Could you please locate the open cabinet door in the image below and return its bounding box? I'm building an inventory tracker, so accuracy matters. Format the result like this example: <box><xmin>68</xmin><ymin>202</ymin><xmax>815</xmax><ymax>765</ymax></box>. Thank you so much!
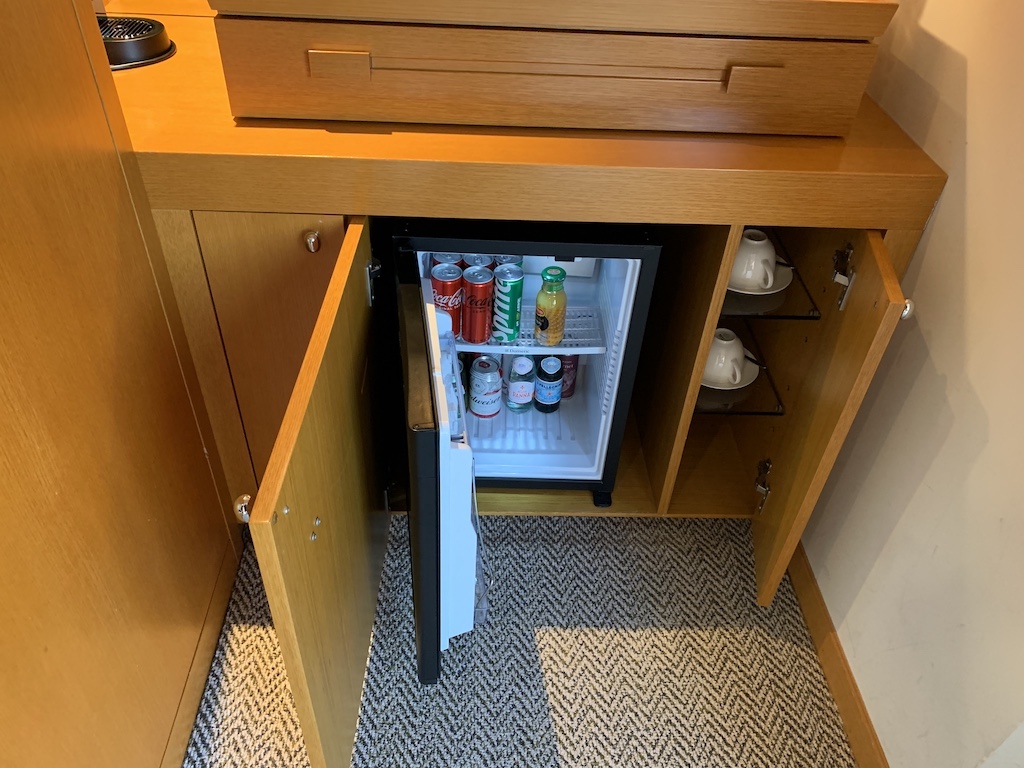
<box><xmin>752</xmin><ymin>230</ymin><xmax>905</xmax><ymax>605</ymax></box>
<box><xmin>247</xmin><ymin>218</ymin><xmax>388</xmax><ymax>768</ymax></box>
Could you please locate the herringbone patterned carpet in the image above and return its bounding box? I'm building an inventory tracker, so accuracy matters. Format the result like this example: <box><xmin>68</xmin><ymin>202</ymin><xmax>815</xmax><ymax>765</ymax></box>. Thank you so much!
<box><xmin>185</xmin><ymin>516</ymin><xmax>855</xmax><ymax>768</ymax></box>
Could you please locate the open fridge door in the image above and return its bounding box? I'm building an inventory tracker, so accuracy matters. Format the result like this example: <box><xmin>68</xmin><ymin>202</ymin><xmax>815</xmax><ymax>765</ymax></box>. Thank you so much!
<box><xmin>426</xmin><ymin>308</ymin><xmax>481</xmax><ymax>651</ymax></box>
<box><xmin>397</xmin><ymin>282</ymin><xmax>482</xmax><ymax>684</ymax></box>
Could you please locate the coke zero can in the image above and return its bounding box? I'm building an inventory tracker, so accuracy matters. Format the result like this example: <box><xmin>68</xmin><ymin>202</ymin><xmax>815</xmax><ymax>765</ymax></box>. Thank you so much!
<box><xmin>430</xmin><ymin>263</ymin><xmax>463</xmax><ymax>337</ymax></box>
<box><xmin>462</xmin><ymin>266</ymin><xmax>494</xmax><ymax>344</ymax></box>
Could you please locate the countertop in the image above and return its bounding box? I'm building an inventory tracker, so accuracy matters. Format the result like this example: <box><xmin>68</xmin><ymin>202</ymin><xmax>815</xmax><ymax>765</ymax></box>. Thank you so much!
<box><xmin>109</xmin><ymin>5</ymin><xmax>946</xmax><ymax>228</ymax></box>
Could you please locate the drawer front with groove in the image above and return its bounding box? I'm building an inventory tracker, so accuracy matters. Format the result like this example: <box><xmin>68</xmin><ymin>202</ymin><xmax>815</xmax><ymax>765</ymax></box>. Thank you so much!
<box><xmin>215</xmin><ymin>18</ymin><xmax>879</xmax><ymax>136</ymax></box>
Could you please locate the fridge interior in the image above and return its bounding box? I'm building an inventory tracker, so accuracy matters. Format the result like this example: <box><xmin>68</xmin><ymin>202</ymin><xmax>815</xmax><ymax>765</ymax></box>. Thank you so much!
<box><xmin>416</xmin><ymin>251</ymin><xmax>641</xmax><ymax>482</ymax></box>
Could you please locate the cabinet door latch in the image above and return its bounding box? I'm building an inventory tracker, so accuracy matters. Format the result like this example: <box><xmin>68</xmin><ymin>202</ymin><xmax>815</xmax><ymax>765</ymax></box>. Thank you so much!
<box><xmin>754</xmin><ymin>459</ymin><xmax>772</xmax><ymax>514</ymax></box>
<box><xmin>366</xmin><ymin>258</ymin><xmax>383</xmax><ymax>306</ymax></box>
<box><xmin>832</xmin><ymin>244</ymin><xmax>856</xmax><ymax>311</ymax></box>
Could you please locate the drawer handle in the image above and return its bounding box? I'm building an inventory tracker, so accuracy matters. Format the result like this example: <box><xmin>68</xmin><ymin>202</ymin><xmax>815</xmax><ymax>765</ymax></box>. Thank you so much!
<box><xmin>726</xmin><ymin>65</ymin><xmax>787</xmax><ymax>96</ymax></box>
<box><xmin>307</xmin><ymin>49</ymin><xmax>725</xmax><ymax>85</ymax></box>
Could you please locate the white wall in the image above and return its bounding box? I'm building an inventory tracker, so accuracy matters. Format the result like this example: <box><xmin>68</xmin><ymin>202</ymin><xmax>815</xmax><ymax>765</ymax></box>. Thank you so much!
<box><xmin>802</xmin><ymin>1</ymin><xmax>1024</xmax><ymax>766</ymax></box>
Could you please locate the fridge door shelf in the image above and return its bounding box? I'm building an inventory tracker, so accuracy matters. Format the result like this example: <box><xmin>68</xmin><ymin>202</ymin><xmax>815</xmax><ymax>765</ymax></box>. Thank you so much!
<box><xmin>454</xmin><ymin>305</ymin><xmax>606</xmax><ymax>356</ymax></box>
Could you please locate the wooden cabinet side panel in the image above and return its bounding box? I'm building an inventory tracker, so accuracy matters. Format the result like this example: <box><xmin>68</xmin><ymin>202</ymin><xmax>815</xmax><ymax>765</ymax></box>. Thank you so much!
<box><xmin>153</xmin><ymin>209</ymin><xmax>257</xmax><ymax>505</ymax></box>
<box><xmin>0</xmin><ymin>1</ymin><xmax>232</xmax><ymax>764</ymax></box>
<box><xmin>248</xmin><ymin>220</ymin><xmax>388</xmax><ymax>768</ymax></box>
<box><xmin>194</xmin><ymin>211</ymin><xmax>345</xmax><ymax>484</ymax></box>
<box><xmin>635</xmin><ymin>225</ymin><xmax>739</xmax><ymax>515</ymax></box>
<box><xmin>752</xmin><ymin>230</ymin><xmax>904</xmax><ymax>604</ymax></box>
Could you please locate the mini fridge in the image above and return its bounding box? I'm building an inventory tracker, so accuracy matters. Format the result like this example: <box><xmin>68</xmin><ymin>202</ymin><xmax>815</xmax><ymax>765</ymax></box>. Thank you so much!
<box><xmin>378</xmin><ymin>218</ymin><xmax>661</xmax><ymax>683</ymax></box>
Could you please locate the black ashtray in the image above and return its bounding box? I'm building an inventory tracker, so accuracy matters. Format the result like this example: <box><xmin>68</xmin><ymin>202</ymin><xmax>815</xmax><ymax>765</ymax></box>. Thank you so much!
<box><xmin>98</xmin><ymin>16</ymin><xmax>176</xmax><ymax>70</ymax></box>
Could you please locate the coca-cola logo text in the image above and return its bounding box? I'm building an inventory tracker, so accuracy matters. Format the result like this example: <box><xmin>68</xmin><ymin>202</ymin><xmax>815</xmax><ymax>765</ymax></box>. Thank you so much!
<box><xmin>433</xmin><ymin>289</ymin><xmax>463</xmax><ymax>311</ymax></box>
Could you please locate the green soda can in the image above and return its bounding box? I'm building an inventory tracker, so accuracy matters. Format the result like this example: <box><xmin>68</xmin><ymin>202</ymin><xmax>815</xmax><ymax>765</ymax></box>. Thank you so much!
<box><xmin>492</xmin><ymin>264</ymin><xmax>524</xmax><ymax>342</ymax></box>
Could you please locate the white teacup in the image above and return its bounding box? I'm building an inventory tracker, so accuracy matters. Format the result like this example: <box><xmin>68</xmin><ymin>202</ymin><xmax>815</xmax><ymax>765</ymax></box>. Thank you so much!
<box><xmin>729</xmin><ymin>229</ymin><xmax>776</xmax><ymax>292</ymax></box>
<box><xmin>702</xmin><ymin>328</ymin><xmax>745</xmax><ymax>387</ymax></box>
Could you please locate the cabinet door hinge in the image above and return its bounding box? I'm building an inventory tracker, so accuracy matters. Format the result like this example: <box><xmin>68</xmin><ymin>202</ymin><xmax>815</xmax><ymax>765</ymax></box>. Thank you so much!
<box><xmin>754</xmin><ymin>458</ymin><xmax>772</xmax><ymax>515</ymax></box>
<box><xmin>832</xmin><ymin>244</ymin><xmax>856</xmax><ymax>311</ymax></box>
<box><xmin>366</xmin><ymin>258</ymin><xmax>383</xmax><ymax>306</ymax></box>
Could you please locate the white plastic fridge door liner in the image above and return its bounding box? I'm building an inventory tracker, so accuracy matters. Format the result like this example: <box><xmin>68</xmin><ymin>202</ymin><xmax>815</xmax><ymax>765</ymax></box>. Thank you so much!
<box><xmin>423</xmin><ymin>307</ymin><xmax>478</xmax><ymax>650</ymax></box>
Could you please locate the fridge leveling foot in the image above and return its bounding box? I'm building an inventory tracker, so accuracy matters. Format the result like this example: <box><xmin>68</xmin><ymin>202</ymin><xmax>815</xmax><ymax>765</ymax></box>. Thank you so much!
<box><xmin>592</xmin><ymin>491</ymin><xmax>612</xmax><ymax>508</ymax></box>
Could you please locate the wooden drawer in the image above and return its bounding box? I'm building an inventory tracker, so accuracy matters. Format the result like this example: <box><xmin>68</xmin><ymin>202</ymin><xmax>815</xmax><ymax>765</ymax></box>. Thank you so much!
<box><xmin>210</xmin><ymin>0</ymin><xmax>895</xmax><ymax>40</ymax></box>
<box><xmin>215</xmin><ymin>18</ymin><xmax>880</xmax><ymax>136</ymax></box>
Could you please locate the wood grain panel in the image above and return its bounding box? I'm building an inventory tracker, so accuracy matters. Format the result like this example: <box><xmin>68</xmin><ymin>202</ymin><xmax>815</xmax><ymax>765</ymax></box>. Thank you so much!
<box><xmin>111</xmin><ymin>17</ymin><xmax>946</xmax><ymax>228</ymax></box>
<box><xmin>0</xmin><ymin>1</ymin><xmax>230</xmax><ymax>764</ymax></box>
<box><xmin>195</xmin><ymin>211</ymin><xmax>345</xmax><ymax>483</ymax></box>
<box><xmin>105</xmin><ymin>0</ymin><xmax>214</xmax><ymax>14</ymax></box>
<box><xmin>752</xmin><ymin>230</ymin><xmax>904</xmax><ymax>604</ymax></box>
<box><xmin>210</xmin><ymin>0</ymin><xmax>896</xmax><ymax>40</ymax></box>
<box><xmin>634</xmin><ymin>225</ymin><xmax>739</xmax><ymax>515</ymax></box>
<box><xmin>153</xmin><ymin>209</ymin><xmax>257</xmax><ymax>502</ymax></box>
<box><xmin>789</xmin><ymin>545</ymin><xmax>890</xmax><ymax>768</ymax></box>
<box><xmin>74</xmin><ymin>0</ymin><xmax>242</xmax><ymax>560</ymax></box>
<box><xmin>728</xmin><ymin>228</ymin><xmax>848</xmax><ymax>475</ymax></box>
<box><xmin>216</xmin><ymin>18</ymin><xmax>878</xmax><ymax>136</ymax></box>
<box><xmin>667</xmin><ymin>418</ymin><xmax>758</xmax><ymax>518</ymax></box>
<box><xmin>883</xmin><ymin>228</ymin><xmax>926</xmax><ymax>283</ymax></box>
<box><xmin>249</xmin><ymin>219</ymin><xmax>388</xmax><ymax>768</ymax></box>
<box><xmin>159</xmin><ymin>544</ymin><xmax>239</xmax><ymax>768</ymax></box>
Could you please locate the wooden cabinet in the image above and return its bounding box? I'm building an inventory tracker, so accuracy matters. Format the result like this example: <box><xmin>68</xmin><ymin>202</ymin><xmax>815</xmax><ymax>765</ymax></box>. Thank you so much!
<box><xmin>208</xmin><ymin>0</ymin><xmax>896</xmax><ymax>39</ymax></box>
<box><xmin>634</xmin><ymin>225</ymin><xmax>905</xmax><ymax>603</ymax></box>
<box><xmin>215</xmin><ymin>17</ymin><xmax>878</xmax><ymax>135</ymax></box>
<box><xmin>242</xmin><ymin>218</ymin><xmax>389</xmax><ymax>768</ymax></box>
<box><xmin>193</xmin><ymin>211</ymin><xmax>345</xmax><ymax>482</ymax></box>
<box><xmin>158</xmin><ymin>210</ymin><xmax>912</xmax><ymax>766</ymax></box>
<box><xmin>1</xmin><ymin>2</ymin><xmax>238</xmax><ymax>766</ymax></box>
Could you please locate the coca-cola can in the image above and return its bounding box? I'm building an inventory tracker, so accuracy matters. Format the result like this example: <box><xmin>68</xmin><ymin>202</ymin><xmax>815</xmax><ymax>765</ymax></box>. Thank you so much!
<box><xmin>461</xmin><ymin>266</ymin><xmax>494</xmax><ymax>344</ymax></box>
<box><xmin>559</xmin><ymin>354</ymin><xmax>580</xmax><ymax>398</ymax></box>
<box><xmin>469</xmin><ymin>356</ymin><xmax>503</xmax><ymax>418</ymax></box>
<box><xmin>463</xmin><ymin>254</ymin><xmax>494</xmax><ymax>270</ymax></box>
<box><xmin>430</xmin><ymin>263</ymin><xmax>463</xmax><ymax>337</ymax></box>
<box><xmin>431</xmin><ymin>252</ymin><xmax>464</xmax><ymax>268</ymax></box>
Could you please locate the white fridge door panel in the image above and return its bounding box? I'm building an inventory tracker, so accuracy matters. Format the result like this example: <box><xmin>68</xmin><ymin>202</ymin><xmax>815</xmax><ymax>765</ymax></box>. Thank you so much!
<box><xmin>423</xmin><ymin>301</ymin><xmax>479</xmax><ymax>651</ymax></box>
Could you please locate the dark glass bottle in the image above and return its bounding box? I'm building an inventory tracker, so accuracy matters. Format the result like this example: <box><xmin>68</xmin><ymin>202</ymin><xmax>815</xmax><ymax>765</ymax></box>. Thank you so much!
<box><xmin>533</xmin><ymin>356</ymin><xmax>563</xmax><ymax>413</ymax></box>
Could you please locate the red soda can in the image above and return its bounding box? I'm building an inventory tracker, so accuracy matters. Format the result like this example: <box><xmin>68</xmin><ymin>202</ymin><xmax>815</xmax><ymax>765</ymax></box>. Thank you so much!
<box><xmin>431</xmin><ymin>252</ymin><xmax>464</xmax><ymax>268</ymax></box>
<box><xmin>461</xmin><ymin>266</ymin><xmax>494</xmax><ymax>344</ymax></box>
<box><xmin>430</xmin><ymin>263</ymin><xmax>463</xmax><ymax>337</ymax></box>
<box><xmin>463</xmin><ymin>254</ymin><xmax>494</xmax><ymax>270</ymax></box>
<box><xmin>559</xmin><ymin>354</ymin><xmax>580</xmax><ymax>398</ymax></box>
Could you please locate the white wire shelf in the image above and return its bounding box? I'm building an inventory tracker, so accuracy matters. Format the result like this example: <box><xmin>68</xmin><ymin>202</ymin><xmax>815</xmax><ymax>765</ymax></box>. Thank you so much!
<box><xmin>454</xmin><ymin>306</ymin><xmax>606</xmax><ymax>356</ymax></box>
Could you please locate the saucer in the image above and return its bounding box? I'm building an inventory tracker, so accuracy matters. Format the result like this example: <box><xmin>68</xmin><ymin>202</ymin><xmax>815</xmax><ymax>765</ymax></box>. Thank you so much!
<box><xmin>727</xmin><ymin>265</ymin><xmax>794</xmax><ymax>296</ymax></box>
<box><xmin>701</xmin><ymin>349</ymin><xmax>760</xmax><ymax>391</ymax></box>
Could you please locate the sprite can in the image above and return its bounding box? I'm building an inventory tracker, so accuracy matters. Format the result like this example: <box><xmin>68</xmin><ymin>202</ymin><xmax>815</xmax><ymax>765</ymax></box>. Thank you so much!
<box><xmin>492</xmin><ymin>264</ymin><xmax>524</xmax><ymax>342</ymax></box>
